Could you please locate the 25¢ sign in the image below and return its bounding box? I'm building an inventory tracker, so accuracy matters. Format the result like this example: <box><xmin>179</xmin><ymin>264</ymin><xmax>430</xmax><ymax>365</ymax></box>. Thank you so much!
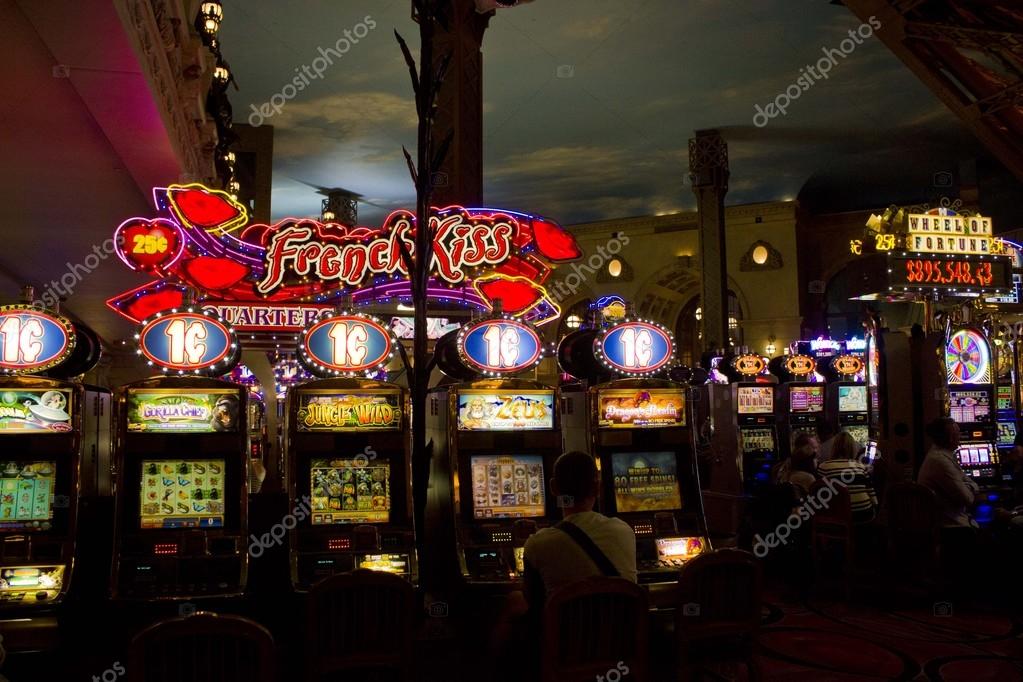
<box><xmin>301</xmin><ymin>313</ymin><xmax>395</xmax><ymax>376</ymax></box>
<box><xmin>0</xmin><ymin>306</ymin><xmax>76</xmax><ymax>374</ymax></box>
<box><xmin>137</xmin><ymin>310</ymin><xmax>239</xmax><ymax>374</ymax></box>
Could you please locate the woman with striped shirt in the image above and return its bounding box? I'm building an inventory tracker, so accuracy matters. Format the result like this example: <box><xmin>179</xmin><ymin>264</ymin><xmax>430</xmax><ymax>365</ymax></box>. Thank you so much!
<box><xmin>817</xmin><ymin>431</ymin><xmax>878</xmax><ymax>523</ymax></box>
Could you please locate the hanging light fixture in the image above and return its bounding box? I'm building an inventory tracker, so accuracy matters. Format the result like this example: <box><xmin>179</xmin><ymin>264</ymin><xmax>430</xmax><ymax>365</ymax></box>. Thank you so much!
<box><xmin>197</xmin><ymin>2</ymin><xmax>224</xmax><ymax>42</ymax></box>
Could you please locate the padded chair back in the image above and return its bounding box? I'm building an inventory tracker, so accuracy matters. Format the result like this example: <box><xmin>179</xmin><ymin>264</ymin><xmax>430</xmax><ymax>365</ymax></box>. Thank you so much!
<box><xmin>127</xmin><ymin>611</ymin><xmax>274</xmax><ymax>682</ymax></box>
<box><xmin>675</xmin><ymin>549</ymin><xmax>762</xmax><ymax>641</ymax></box>
<box><xmin>541</xmin><ymin>577</ymin><xmax>649</xmax><ymax>682</ymax></box>
<box><xmin>809</xmin><ymin>478</ymin><xmax>852</xmax><ymax>528</ymax></box>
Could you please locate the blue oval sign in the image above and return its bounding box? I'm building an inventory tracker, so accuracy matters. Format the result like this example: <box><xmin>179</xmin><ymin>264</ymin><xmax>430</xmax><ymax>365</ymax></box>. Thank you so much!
<box><xmin>303</xmin><ymin>315</ymin><xmax>393</xmax><ymax>374</ymax></box>
<box><xmin>139</xmin><ymin>311</ymin><xmax>235</xmax><ymax>373</ymax></box>
<box><xmin>0</xmin><ymin>306</ymin><xmax>76</xmax><ymax>374</ymax></box>
<box><xmin>596</xmin><ymin>321</ymin><xmax>674</xmax><ymax>375</ymax></box>
<box><xmin>458</xmin><ymin>319</ymin><xmax>542</xmax><ymax>375</ymax></box>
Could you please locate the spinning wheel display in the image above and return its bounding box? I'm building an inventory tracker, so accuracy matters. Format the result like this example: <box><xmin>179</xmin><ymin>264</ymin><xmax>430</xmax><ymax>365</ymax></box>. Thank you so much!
<box><xmin>945</xmin><ymin>329</ymin><xmax>991</xmax><ymax>384</ymax></box>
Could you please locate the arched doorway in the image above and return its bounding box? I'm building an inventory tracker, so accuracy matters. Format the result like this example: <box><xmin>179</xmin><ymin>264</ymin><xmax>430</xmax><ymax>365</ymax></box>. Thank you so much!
<box><xmin>676</xmin><ymin>293</ymin><xmax>744</xmax><ymax>366</ymax></box>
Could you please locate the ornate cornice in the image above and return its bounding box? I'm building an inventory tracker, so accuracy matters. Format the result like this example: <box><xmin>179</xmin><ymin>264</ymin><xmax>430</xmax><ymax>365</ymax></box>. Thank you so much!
<box><xmin>114</xmin><ymin>0</ymin><xmax>217</xmax><ymax>183</ymax></box>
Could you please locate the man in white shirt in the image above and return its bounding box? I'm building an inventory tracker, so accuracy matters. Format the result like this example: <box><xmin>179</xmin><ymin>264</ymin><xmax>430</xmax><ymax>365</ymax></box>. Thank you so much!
<box><xmin>522</xmin><ymin>451</ymin><xmax>637</xmax><ymax>610</ymax></box>
<box><xmin>918</xmin><ymin>417</ymin><xmax>978</xmax><ymax>527</ymax></box>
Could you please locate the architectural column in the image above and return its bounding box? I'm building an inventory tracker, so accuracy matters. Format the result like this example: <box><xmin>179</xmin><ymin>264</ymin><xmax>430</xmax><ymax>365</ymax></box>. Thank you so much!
<box><xmin>689</xmin><ymin>130</ymin><xmax>730</xmax><ymax>352</ymax></box>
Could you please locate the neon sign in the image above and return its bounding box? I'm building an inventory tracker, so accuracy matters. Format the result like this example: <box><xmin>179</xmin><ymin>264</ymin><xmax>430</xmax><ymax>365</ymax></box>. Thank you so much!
<box><xmin>832</xmin><ymin>355</ymin><xmax>864</xmax><ymax>377</ymax></box>
<box><xmin>457</xmin><ymin>318</ymin><xmax>543</xmax><ymax>376</ymax></box>
<box><xmin>733</xmin><ymin>354</ymin><xmax>767</xmax><ymax>377</ymax></box>
<box><xmin>0</xmin><ymin>306</ymin><xmax>76</xmax><ymax>374</ymax></box>
<box><xmin>299</xmin><ymin>313</ymin><xmax>396</xmax><ymax>377</ymax></box>
<box><xmin>136</xmin><ymin>309</ymin><xmax>239</xmax><ymax>374</ymax></box>
<box><xmin>785</xmin><ymin>355</ymin><xmax>816</xmax><ymax>377</ymax></box>
<box><xmin>595</xmin><ymin>320</ymin><xmax>674</xmax><ymax>376</ymax></box>
<box><xmin>108</xmin><ymin>184</ymin><xmax>582</xmax><ymax>331</ymax></box>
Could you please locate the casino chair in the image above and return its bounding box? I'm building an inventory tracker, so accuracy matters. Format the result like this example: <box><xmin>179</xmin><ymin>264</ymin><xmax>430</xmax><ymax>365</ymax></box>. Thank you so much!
<box><xmin>540</xmin><ymin>577</ymin><xmax>649</xmax><ymax>682</ymax></box>
<box><xmin>672</xmin><ymin>549</ymin><xmax>762</xmax><ymax>681</ymax></box>
<box><xmin>306</xmin><ymin>569</ymin><xmax>416</xmax><ymax>682</ymax></box>
<box><xmin>808</xmin><ymin>478</ymin><xmax>856</xmax><ymax>594</ymax></box>
<box><xmin>126</xmin><ymin>611</ymin><xmax>275</xmax><ymax>682</ymax></box>
<box><xmin>883</xmin><ymin>482</ymin><xmax>941</xmax><ymax>591</ymax></box>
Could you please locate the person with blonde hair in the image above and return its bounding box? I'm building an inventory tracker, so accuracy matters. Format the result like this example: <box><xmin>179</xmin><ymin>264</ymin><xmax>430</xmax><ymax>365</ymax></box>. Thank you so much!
<box><xmin>818</xmin><ymin>431</ymin><xmax>877</xmax><ymax>523</ymax></box>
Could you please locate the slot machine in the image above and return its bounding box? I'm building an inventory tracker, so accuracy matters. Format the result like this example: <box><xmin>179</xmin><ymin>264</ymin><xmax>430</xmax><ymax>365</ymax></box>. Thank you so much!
<box><xmin>826</xmin><ymin>354</ymin><xmax>870</xmax><ymax>456</ymax></box>
<box><xmin>111</xmin><ymin>310</ymin><xmax>248</xmax><ymax>600</ymax></box>
<box><xmin>944</xmin><ymin>328</ymin><xmax>1000</xmax><ymax>484</ymax></box>
<box><xmin>720</xmin><ymin>353</ymin><xmax>778</xmax><ymax>492</ymax></box>
<box><xmin>427</xmin><ymin>316</ymin><xmax>560</xmax><ymax>588</ymax></box>
<box><xmin>775</xmin><ymin>354</ymin><xmax>824</xmax><ymax>457</ymax></box>
<box><xmin>287</xmin><ymin>312</ymin><xmax>415</xmax><ymax>588</ymax></box>
<box><xmin>994</xmin><ymin>340</ymin><xmax>1017</xmax><ymax>462</ymax></box>
<box><xmin>0</xmin><ymin>306</ymin><xmax>82</xmax><ymax>634</ymax></box>
<box><xmin>560</xmin><ymin>319</ymin><xmax>709</xmax><ymax>582</ymax></box>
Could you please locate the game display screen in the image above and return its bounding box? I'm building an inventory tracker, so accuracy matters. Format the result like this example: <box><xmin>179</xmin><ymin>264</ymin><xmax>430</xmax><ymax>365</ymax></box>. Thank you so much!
<box><xmin>0</xmin><ymin>390</ymin><xmax>72</xmax><ymax>434</ymax></box>
<box><xmin>469</xmin><ymin>455</ymin><xmax>545</xmax><ymax>519</ymax></box>
<box><xmin>838</xmin><ymin>385</ymin><xmax>868</xmax><ymax>413</ymax></box>
<box><xmin>948</xmin><ymin>389</ymin><xmax>991</xmax><ymax>423</ymax></box>
<box><xmin>789</xmin><ymin>385</ymin><xmax>824</xmax><ymax>414</ymax></box>
<box><xmin>997</xmin><ymin>385</ymin><xmax>1014</xmax><ymax>412</ymax></box>
<box><xmin>739</xmin><ymin>428</ymin><xmax>775</xmax><ymax>453</ymax></box>
<box><xmin>139</xmin><ymin>460</ymin><xmax>225</xmax><ymax>529</ymax></box>
<box><xmin>611</xmin><ymin>452</ymin><xmax>682</xmax><ymax>513</ymax></box>
<box><xmin>457</xmin><ymin>391</ymin><xmax>554</xmax><ymax>431</ymax></box>
<box><xmin>0</xmin><ymin>461</ymin><xmax>56</xmax><ymax>531</ymax></box>
<box><xmin>997</xmin><ymin>421</ymin><xmax>1017</xmax><ymax>447</ymax></box>
<box><xmin>736</xmin><ymin>386</ymin><xmax>774</xmax><ymax>415</ymax></box>
<box><xmin>845</xmin><ymin>425</ymin><xmax>870</xmax><ymax>451</ymax></box>
<box><xmin>310</xmin><ymin>459</ymin><xmax>390</xmax><ymax>524</ymax></box>
<box><xmin>127</xmin><ymin>390</ymin><xmax>239</xmax><ymax>433</ymax></box>
<box><xmin>957</xmin><ymin>443</ymin><xmax>998</xmax><ymax>468</ymax></box>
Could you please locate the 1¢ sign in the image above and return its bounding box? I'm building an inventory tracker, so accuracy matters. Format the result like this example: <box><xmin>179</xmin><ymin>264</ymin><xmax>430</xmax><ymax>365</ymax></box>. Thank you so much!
<box><xmin>138</xmin><ymin>311</ymin><xmax>237</xmax><ymax>374</ymax></box>
<box><xmin>301</xmin><ymin>314</ymin><xmax>394</xmax><ymax>375</ymax></box>
<box><xmin>0</xmin><ymin>306</ymin><xmax>76</xmax><ymax>374</ymax></box>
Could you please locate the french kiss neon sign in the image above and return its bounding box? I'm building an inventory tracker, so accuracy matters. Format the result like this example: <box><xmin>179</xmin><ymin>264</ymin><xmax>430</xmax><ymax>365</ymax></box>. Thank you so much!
<box><xmin>108</xmin><ymin>184</ymin><xmax>582</xmax><ymax>332</ymax></box>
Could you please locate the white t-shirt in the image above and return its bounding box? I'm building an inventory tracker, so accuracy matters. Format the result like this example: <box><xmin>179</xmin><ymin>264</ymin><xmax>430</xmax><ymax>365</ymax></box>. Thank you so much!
<box><xmin>523</xmin><ymin>511</ymin><xmax>638</xmax><ymax>595</ymax></box>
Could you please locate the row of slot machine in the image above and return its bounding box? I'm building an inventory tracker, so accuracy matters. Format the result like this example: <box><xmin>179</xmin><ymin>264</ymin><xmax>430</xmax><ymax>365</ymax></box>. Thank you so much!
<box><xmin>0</xmin><ymin>303</ymin><xmax>710</xmax><ymax>651</ymax></box>
<box><xmin>699</xmin><ymin>344</ymin><xmax>870</xmax><ymax>492</ymax></box>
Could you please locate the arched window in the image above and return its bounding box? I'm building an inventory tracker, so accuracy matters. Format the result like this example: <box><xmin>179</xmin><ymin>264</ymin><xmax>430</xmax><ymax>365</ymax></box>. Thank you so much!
<box><xmin>676</xmin><ymin>292</ymin><xmax>743</xmax><ymax>366</ymax></box>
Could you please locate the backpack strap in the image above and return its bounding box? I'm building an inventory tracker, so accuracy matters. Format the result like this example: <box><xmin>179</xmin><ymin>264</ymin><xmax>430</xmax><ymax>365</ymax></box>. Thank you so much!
<box><xmin>555</xmin><ymin>520</ymin><xmax>620</xmax><ymax>578</ymax></box>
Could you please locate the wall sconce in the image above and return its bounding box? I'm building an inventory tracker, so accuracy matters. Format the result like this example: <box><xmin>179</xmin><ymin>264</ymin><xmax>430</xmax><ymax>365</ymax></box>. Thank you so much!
<box><xmin>198</xmin><ymin>2</ymin><xmax>224</xmax><ymax>41</ymax></box>
<box><xmin>765</xmin><ymin>336</ymin><xmax>777</xmax><ymax>356</ymax></box>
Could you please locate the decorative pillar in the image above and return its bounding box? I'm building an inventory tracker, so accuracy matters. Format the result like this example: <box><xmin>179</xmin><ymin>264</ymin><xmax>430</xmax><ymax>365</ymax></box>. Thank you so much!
<box><xmin>689</xmin><ymin>129</ymin><xmax>730</xmax><ymax>352</ymax></box>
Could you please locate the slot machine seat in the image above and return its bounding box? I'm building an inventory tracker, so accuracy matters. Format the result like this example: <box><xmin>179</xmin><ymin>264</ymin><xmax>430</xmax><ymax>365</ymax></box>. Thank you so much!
<box><xmin>672</xmin><ymin>549</ymin><xmax>762</xmax><ymax>681</ymax></box>
<box><xmin>126</xmin><ymin>611</ymin><xmax>275</xmax><ymax>682</ymax></box>
<box><xmin>809</xmin><ymin>479</ymin><xmax>855</xmax><ymax>596</ymax></box>
<box><xmin>540</xmin><ymin>577</ymin><xmax>649</xmax><ymax>682</ymax></box>
<box><xmin>306</xmin><ymin>569</ymin><xmax>416</xmax><ymax>681</ymax></box>
<box><xmin>882</xmin><ymin>482</ymin><xmax>941</xmax><ymax>585</ymax></box>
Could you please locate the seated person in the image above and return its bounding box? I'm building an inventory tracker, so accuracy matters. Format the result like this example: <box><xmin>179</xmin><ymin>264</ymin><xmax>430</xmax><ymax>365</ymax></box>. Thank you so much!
<box><xmin>818</xmin><ymin>431</ymin><xmax>878</xmax><ymax>523</ymax></box>
<box><xmin>918</xmin><ymin>417</ymin><xmax>978</xmax><ymax>528</ymax></box>
<box><xmin>523</xmin><ymin>451</ymin><xmax>637</xmax><ymax>611</ymax></box>
<box><xmin>773</xmin><ymin>433</ymin><xmax>819</xmax><ymax>496</ymax></box>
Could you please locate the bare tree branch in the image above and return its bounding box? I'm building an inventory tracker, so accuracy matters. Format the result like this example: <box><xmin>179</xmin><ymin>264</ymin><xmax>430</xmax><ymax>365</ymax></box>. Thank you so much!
<box><xmin>402</xmin><ymin>145</ymin><xmax>419</xmax><ymax>186</ymax></box>
<box><xmin>394</xmin><ymin>30</ymin><xmax>420</xmax><ymax>99</ymax></box>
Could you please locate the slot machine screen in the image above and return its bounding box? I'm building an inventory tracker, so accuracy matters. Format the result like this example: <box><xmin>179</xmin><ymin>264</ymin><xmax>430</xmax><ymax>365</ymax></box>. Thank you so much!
<box><xmin>948</xmin><ymin>389</ymin><xmax>991</xmax><ymax>423</ymax></box>
<box><xmin>469</xmin><ymin>455</ymin><xmax>546</xmax><ymax>519</ymax></box>
<box><xmin>997</xmin><ymin>421</ymin><xmax>1017</xmax><ymax>447</ymax></box>
<box><xmin>310</xmin><ymin>459</ymin><xmax>391</xmax><ymax>524</ymax></box>
<box><xmin>611</xmin><ymin>452</ymin><xmax>682</xmax><ymax>513</ymax></box>
<box><xmin>789</xmin><ymin>385</ymin><xmax>824</xmax><ymax>414</ymax></box>
<box><xmin>739</xmin><ymin>428</ymin><xmax>775</xmax><ymax>453</ymax></box>
<box><xmin>997</xmin><ymin>385</ymin><xmax>1014</xmax><ymax>412</ymax></box>
<box><xmin>956</xmin><ymin>443</ymin><xmax>996</xmax><ymax>467</ymax></box>
<box><xmin>139</xmin><ymin>460</ymin><xmax>225</xmax><ymax>529</ymax></box>
<box><xmin>0</xmin><ymin>461</ymin><xmax>56</xmax><ymax>531</ymax></box>
<box><xmin>838</xmin><ymin>385</ymin><xmax>868</xmax><ymax>413</ymax></box>
<box><xmin>736</xmin><ymin>386</ymin><xmax>774</xmax><ymax>415</ymax></box>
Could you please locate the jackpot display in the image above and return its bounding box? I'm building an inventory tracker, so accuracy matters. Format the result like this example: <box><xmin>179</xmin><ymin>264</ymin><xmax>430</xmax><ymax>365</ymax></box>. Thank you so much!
<box><xmin>0</xmin><ymin>389</ymin><xmax>73</xmax><ymax>433</ymax></box>
<box><xmin>309</xmin><ymin>458</ymin><xmax>390</xmax><ymax>525</ymax></box>
<box><xmin>0</xmin><ymin>461</ymin><xmax>56</xmax><ymax>531</ymax></box>
<box><xmin>949</xmin><ymin>389</ymin><xmax>991</xmax><ymax>423</ymax></box>
<box><xmin>611</xmin><ymin>451</ymin><xmax>682</xmax><ymax>513</ymax></box>
<box><xmin>469</xmin><ymin>455</ymin><xmax>545</xmax><ymax>519</ymax></box>
<box><xmin>456</xmin><ymin>391</ymin><xmax>554</xmax><ymax>431</ymax></box>
<box><xmin>597</xmin><ymin>388</ymin><xmax>685</xmax><ymax>428</ymax></box>
<box><xmin>126</xmin><ymin>390</ymin><xmax>240</xmax><ymax>433</ymax></box>
<box><xmin>139</xmin><ymin>459</ymin><xmax>225</xmax><ymax>529</ymax></box>
<box><xmin>296</xmin><ymin>392</ymin><xmax>401</xmax><ymax>432</ymax></box>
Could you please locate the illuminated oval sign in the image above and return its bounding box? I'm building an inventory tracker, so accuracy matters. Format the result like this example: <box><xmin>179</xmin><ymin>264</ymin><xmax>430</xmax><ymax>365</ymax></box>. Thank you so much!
<box><xmin>832</xmin><ymin>354</ymin><xmax>864</xmax><ymax>376</ymax></box>
<box><xmin>458</xmin><ymin>318</ymin><xmax>543</xmax><ymax>375</ymax></box>
<box><xmin>301</xmin><ymin>313</ymin><xmax>394</xmax><ymax>376</ymax></box>
<box><xmin>785</xmin><ymin>354</ymin><xmax>817</xmax><ymax>377</ymax></box>
<box><xmin>138</xmin><ymin>310</ymin><xmax>237</xmax><ymax>374</ymax></box>
<box><xmin>595</xmin><ymin>320</ymin><xmax>674</xmax><ymax>376</ymax></box>
<box><xmin>733</xmin><ymin>354</ymin><xmax>767</xmax><ymax>377</ymax></box>
<box><xmin>0</xmin><ymin>306</ymin><xmax>76</xmax><ymax>374</ymax></box>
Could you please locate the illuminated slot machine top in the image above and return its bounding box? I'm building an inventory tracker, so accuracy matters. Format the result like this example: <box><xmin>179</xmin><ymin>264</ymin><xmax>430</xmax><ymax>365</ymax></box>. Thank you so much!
<box><xmin>945</xmin><ymin>328</ymin><xmax>999</xmax><ymax>481</ymax></box>
<box><xmin>725</xmin><ymin>353</ymin><xmax>778</xmax><ymax>491</ymax></box>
